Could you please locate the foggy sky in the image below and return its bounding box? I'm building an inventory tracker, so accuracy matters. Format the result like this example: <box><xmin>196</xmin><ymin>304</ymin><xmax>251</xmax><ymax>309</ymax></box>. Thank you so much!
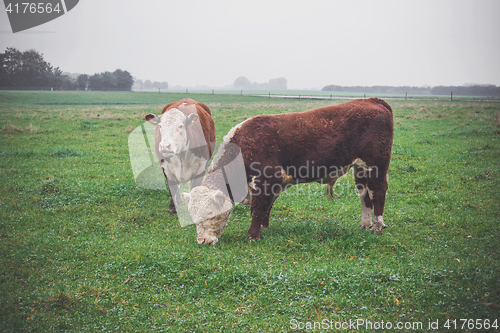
<box><xmin>1</xmin><ymin>0</ymin><xmax>499</xmax><ymax>89</ymax></box>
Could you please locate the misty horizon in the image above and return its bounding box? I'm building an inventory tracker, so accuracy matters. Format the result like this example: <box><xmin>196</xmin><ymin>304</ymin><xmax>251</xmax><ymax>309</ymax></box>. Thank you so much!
<box><xmin>1</xmin><ymin>1</ymin><xmax>499</xmax><ymax>89</ymax></box>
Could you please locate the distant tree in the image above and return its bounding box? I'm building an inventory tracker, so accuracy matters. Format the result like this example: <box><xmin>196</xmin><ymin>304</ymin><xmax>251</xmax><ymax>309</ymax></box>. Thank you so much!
<box><xmin>233</xmin><ymin>76</ymin><xmax>288</xmax><ymax>90</ymax></box>
<box><xmin>134</xmin><ymin>79</ymin><xmax>143</xmax><ymax>89</ymax></box>
<box><xmin>160</xmin><ymin>81</ymin><xmax>168</xmax><ymax>89</ymax></box>
<box><xmin>49</xmin><ymin>66</ymin><xmax>64</xmax><ymax>89</ymax></box>
<box><xmin>0</xmin><ymin>47</ymin><xmax>137</xmax><ymax>91</ymax></box>
<box><xmin>76</xmin><ymin>74</ymin><xmax>89</xmax><ymax>90</ymax></box>
<box><xmin>59</xmin><ymin>74</ymin><xmax>77</xmax><ymax>90</ymax></box>
<box><xmin>430</xmin><ymin>85</ymin><xmax>500</xmax><ymax>97</ymax></box>
<box><xmin>88</xmin><ymin>74</ymin><xmax>101</xmax><ymax>90</ymax></box>
<box><xmin>113</xmin><ymin>69</ymin><xmax>134</xmax><ymax>91</ymax></box>
<box><xmin>322</xmin><ymin>84</ymin><xmax>433</xmax><ymax>95</ymax></box>
<box><xmin>1</xmin><ymin>47</ymin><xmax>26</xmax><ymax>86</ymax></box>
<box><xmin>267</xmin><ymin>77</ymin><xmax>287</xmax><ymax>90</ymax></box>
<box><xmin>102</xmin><ymin>71</ymin><xmax>117</xmax><ymax>90</ymax></box>
<box><xmin>143</xmin><ymin>80</ymin><xmax>153</xmax><ymax>89</ymax></box>
<box><xmin>233</xmin><ymin>76</ymin><xmax>251</xmax><ymax>89</ymax></box>
<box><xmin>88</xmin><ymin>73</ymin><xmax>105</xmax><ymax>90</ymax></box>
<box><xmin>0</xmin><ymin>52</ymin><xmax>8</xmax><ymax>85</ymax></box>
<box><xmin>0</xmin><ymin>47</ymin><xmax>54</xmax><ymax>87</ymax></box>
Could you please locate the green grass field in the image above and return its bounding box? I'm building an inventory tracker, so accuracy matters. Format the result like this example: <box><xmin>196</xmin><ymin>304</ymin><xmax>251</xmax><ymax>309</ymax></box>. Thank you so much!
<box><xmin>1</xmin><ymin>91</ymin><xmax>499</xmax><ymax>332</ymax></box>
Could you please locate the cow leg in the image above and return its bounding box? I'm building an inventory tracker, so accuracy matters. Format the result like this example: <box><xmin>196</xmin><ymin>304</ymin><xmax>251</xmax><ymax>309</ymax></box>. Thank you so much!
<box><xmin>261</xmin><ymin>194</ymin><xmax>279</xmax><ymax>231</ymax></box>
<box><xmin>168</xmin><ymin>197</ymin><xmax>176</xmax><ymax>214</ymax></box>
<box><xmin>248</xmin><ymin>193</ymin><xmax>275</xmax><ymax>240</ymax></box>
<box><xmin>167</xmin><ymin>183</ymin><xmax>179</xmax><ymax>215</ymax></box>
<box><xmin>161</xmin><ymin>168</ymin><xmax>178</xmax><ymax>215</ymax></box>
<box><xmin>354</xmin><ymin>167</ymin><xmax>373</xmax><ymax>230</ymax></box>
<box><xmin>367</xmin><ymin>172</ymin><xmax>388</xmax><ymax>234</ymax></box>
<box><xmin>325</xmin><ymin>178</ymin><xmax>338</xmax><ymax>199</ymax></box>
<box><xmin>165</xmin><ymin>176</ymin><xmax>180</xmax><ymax>215</ymax></box>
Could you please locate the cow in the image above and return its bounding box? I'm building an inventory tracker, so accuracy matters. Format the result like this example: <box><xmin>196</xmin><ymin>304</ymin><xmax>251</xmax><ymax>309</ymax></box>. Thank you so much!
<box><xmin>181</xmin><ymin>98</ymin><xmax>394</xmax><ymax>244</ymax></box>
<box><xmin>145</xmin><ymin>98</ymin><xmax>216</xmax><ymax>214</ymax></box>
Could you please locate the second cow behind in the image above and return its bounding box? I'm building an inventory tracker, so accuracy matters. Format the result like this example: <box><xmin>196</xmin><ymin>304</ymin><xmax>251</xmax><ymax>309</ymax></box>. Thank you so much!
<box><xmin>145</xmin><ymin>98</ymin><xmax>216</xmax><ymax>214</ymax></box>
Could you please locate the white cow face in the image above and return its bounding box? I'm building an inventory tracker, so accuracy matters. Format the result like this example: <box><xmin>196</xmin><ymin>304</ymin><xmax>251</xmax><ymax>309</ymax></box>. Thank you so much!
<box><xmin>181</xmin><ymin>186</ymin><xmax>233</xmax><ymax>245</ymax></box>
<box><xmin>145</xmin><ymin>108</ymin><xmax>199</xmax><ymax>158</ymax></box>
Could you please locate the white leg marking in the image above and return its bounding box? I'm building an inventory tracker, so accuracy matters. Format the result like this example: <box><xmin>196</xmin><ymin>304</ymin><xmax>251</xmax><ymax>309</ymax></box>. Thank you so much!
<box><xmin>358</xmin><ymin>187</ymin><xmax>372</xmax><ymax>229</ymax></box>
<box><xmin>373</xmin><ymin>215</ymin><xmax>385</xmax><ymax>234</ymax></box>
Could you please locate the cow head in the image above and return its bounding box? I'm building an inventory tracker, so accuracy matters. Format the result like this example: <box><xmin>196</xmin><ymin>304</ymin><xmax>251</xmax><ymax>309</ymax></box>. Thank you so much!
<box><xmin>145</xmin><ymin>108</ymin><xmax>199</xmax><ymax>158</ymax></box>
<box><xmin>181</xmin><ymin>186</ymin><xmax>233</xmax><ymax>245</ymax></box>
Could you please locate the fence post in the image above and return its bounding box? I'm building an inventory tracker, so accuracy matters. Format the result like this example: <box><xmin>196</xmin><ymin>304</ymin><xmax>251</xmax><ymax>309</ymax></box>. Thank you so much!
<box><xmin>212</xmin><ymin>89</ymin><xmax>214</xmax><ymax>95</ymax></box>
<box><xmin>405</xmin><ymin>92</ymin><xmax>407</xmax><ymax>100</ymax></box>
<box><xmin>158</xmin><ymin>88</ymin><xmax>160</xmax><ymax>93</ymax></box>
<box><xmin>186</xmin><ymin>88</ymin><xmax>188</xmax><ymax>94</ymax></box>
<box><xmin>364</xmin><ymin>93</ymin><xmax>366</xmax><ymax>99</ymax></box>
<box><xmin>451</xmin><ymin>92</ymin><xmax>453</xmax><ymax>101</ymax></box>
<box><xmin>240</xmin><ymin>90</ymin><xmax>242</xmax><ymax>96</ymax></box>
<box><xmin>269</xmin><ymin>92</ymin><xmax>271</xmax><ymax>98</ymax></box>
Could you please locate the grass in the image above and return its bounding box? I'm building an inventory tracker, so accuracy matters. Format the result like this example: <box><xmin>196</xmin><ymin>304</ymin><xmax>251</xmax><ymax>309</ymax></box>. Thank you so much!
<box><xmin>0</xmin><ymin>91</ymin><xmax>499</xmax><ymax>332</ymax></box>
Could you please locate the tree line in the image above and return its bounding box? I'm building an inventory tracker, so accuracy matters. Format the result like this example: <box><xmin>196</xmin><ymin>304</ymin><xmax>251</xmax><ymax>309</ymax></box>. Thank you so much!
<box><xmin>429</xmin><ymin>85</ymin><xmax>500</xmax><ymax>97</ymax></box>
<box><xmin>133</xmin><ymin>79</ymin><xmax>169</xmax><ymax>90</ymax></box>
<box><xmin>322</xmin><ymin>84</ymin><xmax>500</xmax><ymax>97</ymax></box>
<box><xmin>0</xmin><ymin>47</ymin><xmax>134</xmax><ymax>91</ymax></box>
<box><xmin>233</xmin><ymin>76</ymin><xmax>287</xmax><ymax>90</ymax></box>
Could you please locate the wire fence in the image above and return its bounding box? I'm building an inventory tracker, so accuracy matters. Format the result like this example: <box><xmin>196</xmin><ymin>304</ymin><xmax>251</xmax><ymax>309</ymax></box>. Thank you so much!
<box><xmin>2</xmin><ymin>87</ymin><xmax>499</xmax><ymax>102</ymax></box>
<box><xmin>137</xmin><ymin>88</ymin><xmax>500</xmax><ymax>102</ymax></box>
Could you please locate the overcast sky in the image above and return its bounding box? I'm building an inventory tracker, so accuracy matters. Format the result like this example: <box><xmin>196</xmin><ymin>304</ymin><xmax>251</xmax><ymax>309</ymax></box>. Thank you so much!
<box><xmin>1</xmin><ymin>0</ymin><xmax>499</xmax><ymax>89</ymax></box>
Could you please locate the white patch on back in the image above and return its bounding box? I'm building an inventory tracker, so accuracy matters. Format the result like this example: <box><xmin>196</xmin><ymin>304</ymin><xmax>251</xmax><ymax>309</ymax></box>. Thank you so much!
<box><xmin>210</xmin><ymin>117</ymin><xmax>253</xmax><ymax>171</ymax></box>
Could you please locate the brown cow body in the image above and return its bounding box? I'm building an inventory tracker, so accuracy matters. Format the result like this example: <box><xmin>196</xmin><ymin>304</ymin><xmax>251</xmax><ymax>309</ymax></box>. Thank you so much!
<box><xmin>145</xmin><ymin>98</ymin><xmax>215</xmax><ymax>214</ymax></box>
<box><xmin>183</xmin><ymin>98</ymin><xmax>393</xmax><ymax>244</ymax></box>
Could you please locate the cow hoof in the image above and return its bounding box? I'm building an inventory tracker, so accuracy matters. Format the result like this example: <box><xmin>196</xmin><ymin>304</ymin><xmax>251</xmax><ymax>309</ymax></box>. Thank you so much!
<box><xmin>260</xmin><ymin>225</ymin><xmax>268</xmax><ymax>231</ymax></box>
<box><xmin>247</xmin><ymin>233</ymin><xmax>259</xmax><ymax>241</ymax></box>
<box><xmin>372</xmin><ymin>223</ymin><xmax>384</xmax><ymax>235</ymax></box>
<box><xmin>360</xmin><ymin>224</ymin><xmax>372</xmax><ymax>230</ymax></box>
<box><xmin>168</xmin><ymin>209</ymin><xmax>177</xmax><ymax>215</ymax></box>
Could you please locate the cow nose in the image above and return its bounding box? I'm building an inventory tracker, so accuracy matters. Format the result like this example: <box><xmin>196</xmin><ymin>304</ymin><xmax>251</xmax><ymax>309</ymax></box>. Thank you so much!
<box><xmin>197</xmin><ymin>238</ymin><xmax>206</xmax><ymax>244</ymax></box>
<box><xmin>160</xmin><ymin>143</ymin><xmax>173</xmax><ymax>154</ymax></box>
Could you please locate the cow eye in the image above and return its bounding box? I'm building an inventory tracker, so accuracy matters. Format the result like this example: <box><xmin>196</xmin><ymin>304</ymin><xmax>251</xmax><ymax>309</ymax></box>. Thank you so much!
<box><xmin>178</xmin><ymin>124</ymin><xmax>183</xmax><ymax>130</ymax></box>
<box><xmin>207</xmin><ymin>211</ymin><xmax>213</xmax><ymax>216</ymax></box>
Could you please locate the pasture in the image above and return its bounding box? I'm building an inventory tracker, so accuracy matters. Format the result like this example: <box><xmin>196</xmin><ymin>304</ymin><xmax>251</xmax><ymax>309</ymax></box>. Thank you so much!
<box><xmin>0</xmin><ymin>91</ymin><xmax>499</xmax><ymax>332</ymax></box>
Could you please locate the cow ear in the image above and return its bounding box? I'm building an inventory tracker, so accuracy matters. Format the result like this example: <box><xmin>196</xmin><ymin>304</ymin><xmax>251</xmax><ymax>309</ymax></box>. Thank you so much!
<box><xmin>181</xmin><ymin>192</ymin><xmax>191</xmax><ymax>205</ymax></box>
<box><xmin>213</xmin><ymin>191</ymin><xmax>225</xmax><ymax>209</ymax></box>
<box><xmin>186</xmin><ymin>113</ymin><xmax>199</xmax><ymax>127</ymax></box>
<box><xmin>145</xmin><ymin>114</ymin><xmax>160</xmax><ymax>125</ymax></box>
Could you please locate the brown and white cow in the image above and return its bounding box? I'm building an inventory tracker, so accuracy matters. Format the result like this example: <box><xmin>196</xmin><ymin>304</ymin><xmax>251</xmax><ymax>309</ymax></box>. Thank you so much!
<box><xmin>145</xmin><ymin>98</ymin><xmax>215</xmax><ymax>214</ymax></box>
<box><xmin>181</xmin><ymin>98</ymin><xmax>394</xmax><ymax>244</ymax></box>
